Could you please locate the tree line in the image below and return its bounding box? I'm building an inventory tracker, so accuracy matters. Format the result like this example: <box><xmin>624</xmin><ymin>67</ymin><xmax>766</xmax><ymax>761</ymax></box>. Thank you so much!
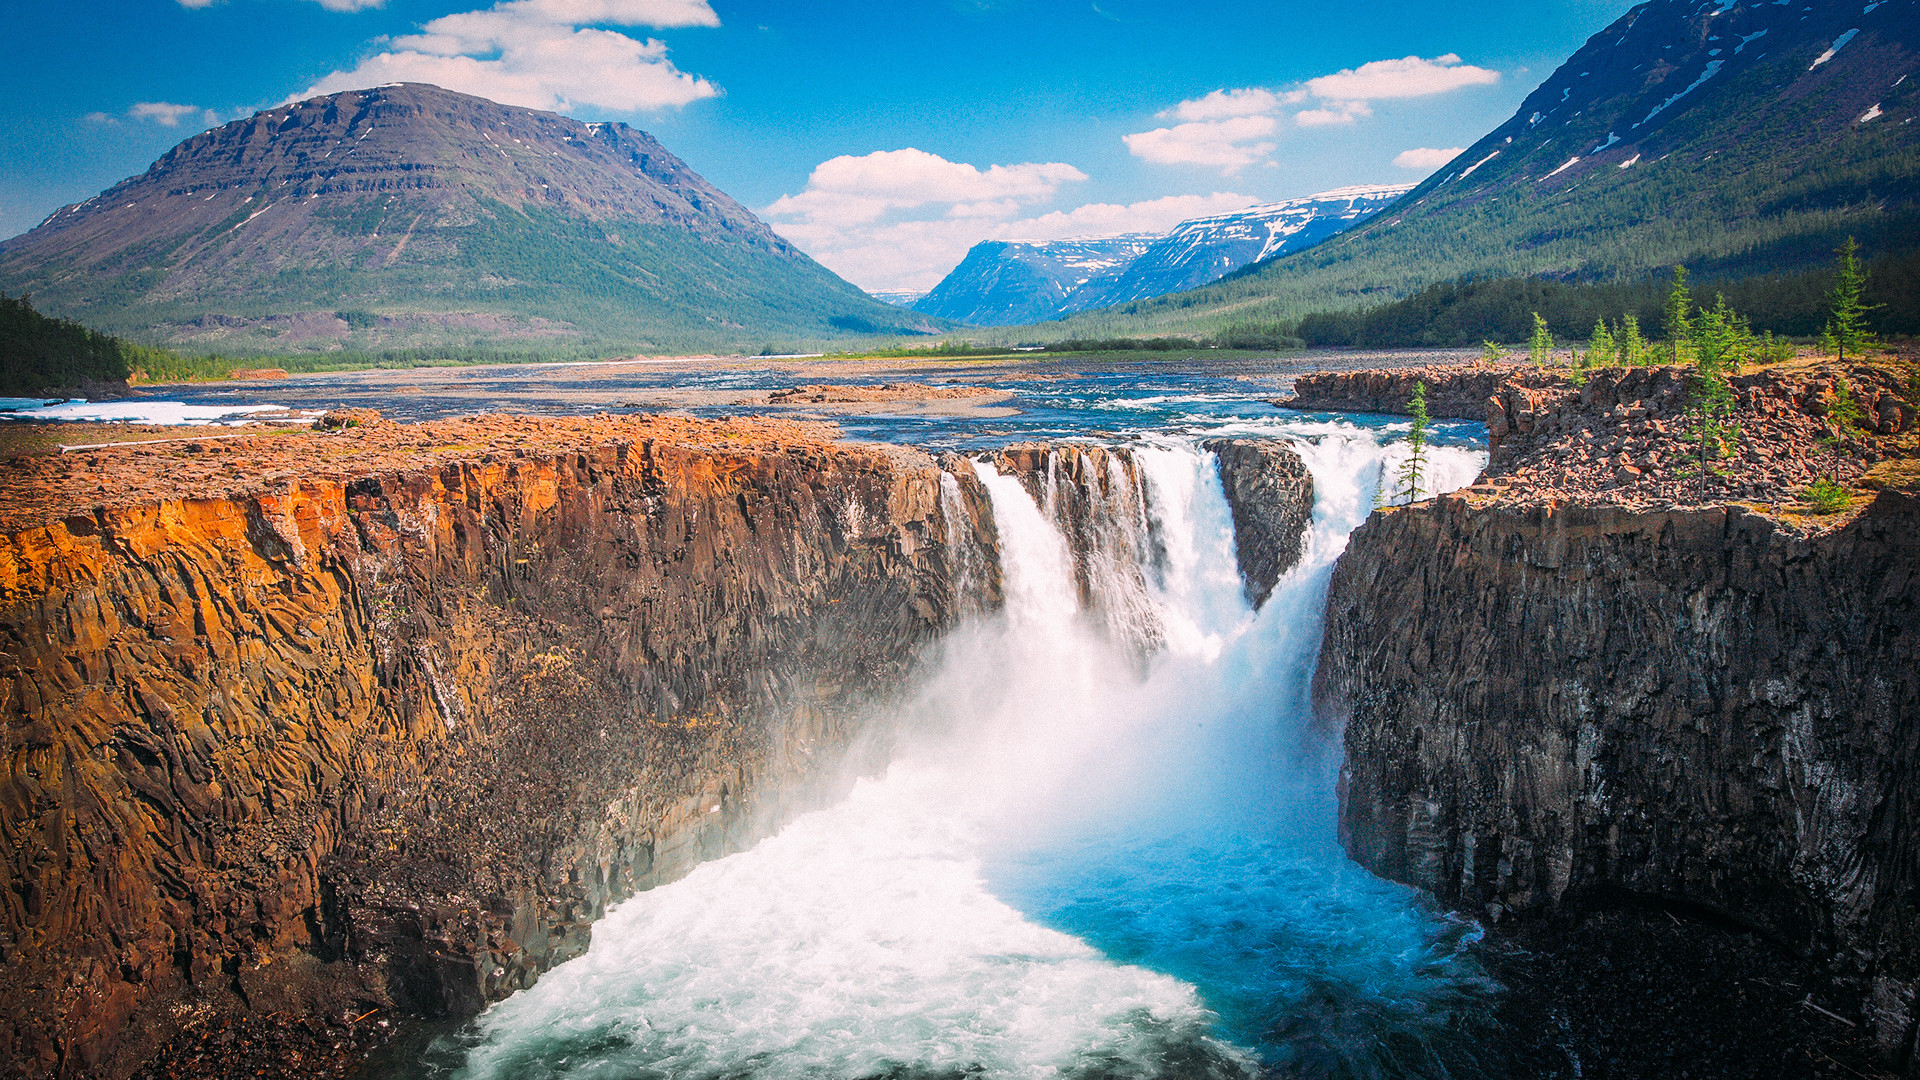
<box><xmin>1296</xmin><ymin>245</ymin><xmax>1917</xmax><ymax>349</ymax></box>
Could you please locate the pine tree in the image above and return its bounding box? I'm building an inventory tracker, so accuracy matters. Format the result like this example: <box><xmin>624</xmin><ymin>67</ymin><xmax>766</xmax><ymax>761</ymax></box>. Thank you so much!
<box><xmin>1589</xmin><ymin>319</ymin><xmax>1617</xmax><ymax>368</ymax></box>
<box><xmin>1619</xmin><ymin>314</ymin><xmax>1649</xmax><ymax>366</ymax></box>
<box><xmin>1397</xmin><ymin>380</ymin><xmax>1430</xmax><ymax>505</ymax></box>
<box><xmin>1529</xmin><ymin>312</ymin><xmax>1553</xmax><ymax>367</ymax></box>
<box><xmin>1824</xmin><ymin>236</ymin><xmax>1880</xmax><ymax>362</ymax></box>
<box><xmin>1683</xmin><ymin>294</ymin><xmax>1744</xmax><ymax>500</ymax></box>
<box><xmin>1664</xmin><ymin>266</ymin><xmax>1693</xmax><ymax>365</ymax></box>
<box><xmin>1480</xmin><ymin>340</ymin><xmax>1504</xmax><ymax>367</ymax></box>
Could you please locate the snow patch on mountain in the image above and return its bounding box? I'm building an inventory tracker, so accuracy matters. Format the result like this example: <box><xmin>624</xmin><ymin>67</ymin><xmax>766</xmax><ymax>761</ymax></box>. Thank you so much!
<box><xmin>1637</xmin><ymin>59</ymin><xmax>1724</xmax><ymax>127</ymax></box>
<box><xmin>1810</xmin><ymin>28</ymin><xmax>1860</xmax><ymax>68</ymax></box>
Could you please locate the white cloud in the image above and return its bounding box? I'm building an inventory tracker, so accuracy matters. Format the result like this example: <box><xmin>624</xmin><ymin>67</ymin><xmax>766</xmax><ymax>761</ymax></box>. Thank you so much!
<box><xmin>179</xmin><ymin>0</ymin><xmax>388</xmax><ymax>8</ymax></box>
<box><xmin>1394</xmin><ymin>146</ymin><xmax>1465</xmax><ymax>171</ymax></box>
<box><xmin>1165</xmin><ymin>87</ymin><xmax>1296</xmax><ymax>122</ymax></box>
<box><xmin>1306</xmin><ymin>54</ymin><xmax>1499</xmax><ymax>100</ymax></box>
<box><xmin>128</xmin><ymin>102</ymin><xmax>219</xmax><ymax>127</ymax></box>
<box><xmin>765</xmin><ymin>149</ymin><xmax>1086</xmax><ymax>228</ymax></box>
<box><xmin>763</xmin><ymin>148</ymin><xmax>1253</xmax><ymax>292</ymax></box>
<box><xmin>1128</xmin><ymin>53</ymin><xmax>1498</xmax><ymax>172</ymax></box>
<box><xmin>292</xmin><ymin>0</ymin><xmax>720</xmax><ymax>113</ymax></box>
<box><xmin>1294</xmin><ymin>101</ymin><xmax>1372</xmax><ymax>127</ymax></box>
<box><xmin>1122</xmin><ymin>115</ymin><xmax>1278</xmax><ymax>174</ymax></box>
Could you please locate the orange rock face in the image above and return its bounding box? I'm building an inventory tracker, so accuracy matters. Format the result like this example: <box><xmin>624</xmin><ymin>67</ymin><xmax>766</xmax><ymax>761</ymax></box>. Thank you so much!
<box><xmin>0</xmin><ymin>415</ymin><xmax>1000</xmax><ymax>1076</ymax></box>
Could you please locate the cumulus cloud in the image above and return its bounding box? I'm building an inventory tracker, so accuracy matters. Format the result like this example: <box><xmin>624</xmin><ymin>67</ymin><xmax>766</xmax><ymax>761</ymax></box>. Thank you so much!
<box><xmin>128</xmin><ymin>102</ymin><xmax>220</xmax><ymax>127</ymax></box>
<box><xmin>179</xmin><ymin>0</ymin><xmax>387</xmax><ymax>8</ymax></box>
<box><xmin>765</xmin><ymin>149</ymin><xmax>1086</xmax><ymax>228</ymax></box>
<box><xmin>1393</xmin><ymin>146</ymin><xmax>1465</xmax><ymax>171</ymax></box>
<box><xmin>1305</xmin><ymin>54</ymin><xmax>1498</xmax><ymax>101</ymax></box>
<box><xmin>763</xmin><ymin>148</ymin><xmax>1253</xmax><ymax>292</ymax></box>
<box><xmin>293</xmin><ymin>0</ymin><xmax>720</xmax><ymax>113</ymax></box>
<box><xmin>1128</xmin><ymin>53</ymin><xmax>1498</xmax><ymax>172</ymax></box>
<box><xmin>1122</xmin><ymin>115</ymin><xmax>1278</xmax><ymax>174</ymax></box>
<box><xmin>1164</xmin><ymin>87</ymin><xmax>1298</xmax><ymax>122</ymax></box>
<box><xmin>1293</xmin><ymin>101</ymin><xmax>1372</xmax><ymax>127</ymax></box>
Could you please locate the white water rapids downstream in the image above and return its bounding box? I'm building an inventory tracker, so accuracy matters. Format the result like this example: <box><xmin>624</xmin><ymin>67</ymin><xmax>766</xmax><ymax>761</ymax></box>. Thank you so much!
<box><xmin>422</xmin><ymin>426</ymin><xmax>1488</xmax><ymax>1079</ymax></box>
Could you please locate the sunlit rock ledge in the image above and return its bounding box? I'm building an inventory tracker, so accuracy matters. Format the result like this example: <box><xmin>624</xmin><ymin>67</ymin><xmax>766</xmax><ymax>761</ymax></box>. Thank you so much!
<box><xmin>0</xmin><ymin>414</ymin><xmax>1316</xmax><ymax>1077</ymax></box>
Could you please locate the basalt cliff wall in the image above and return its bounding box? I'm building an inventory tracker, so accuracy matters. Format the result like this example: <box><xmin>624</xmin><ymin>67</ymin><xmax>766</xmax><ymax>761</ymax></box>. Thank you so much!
<box><xmin>0</xmin><ymin>416</ymin><xmax>1000</xmax><ymax>1077</ymax></box>
<box><xmin>1311</xmin><ymin>360</ymin><xmax>1920</xmax><ymax>1068</ymax></box>
<box><xmin>1</xmin><ymin>417</ymin><xmax>1312</xmax><ymax>1079</ymax></box>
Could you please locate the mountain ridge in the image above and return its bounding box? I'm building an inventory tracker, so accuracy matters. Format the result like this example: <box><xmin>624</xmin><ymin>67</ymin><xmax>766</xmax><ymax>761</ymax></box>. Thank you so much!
<box><xmin>1011</xmin><ymin>0</ymin><xmax>1920</xmax><ymax>339</ymax></box>
<box><xmin>0</xmin><ymin>83</ymin><xmax>942</xmax><ymax>353</ymax></box>
<box><xmin>915</xmin><ymin>185</ymin><xmax>1411</xmax><ymax>327</ymax></box>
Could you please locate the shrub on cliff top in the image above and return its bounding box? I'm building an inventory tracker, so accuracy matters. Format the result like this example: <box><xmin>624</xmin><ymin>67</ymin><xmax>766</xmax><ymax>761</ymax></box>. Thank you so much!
<box><xmin>1802</xmin><ymin>478</ymin><xmax>1853</xmax><ymax>514</ymax></box>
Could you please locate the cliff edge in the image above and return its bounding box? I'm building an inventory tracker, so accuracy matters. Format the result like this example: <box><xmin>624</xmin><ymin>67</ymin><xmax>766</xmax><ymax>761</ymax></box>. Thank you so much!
<box><xmin>0</xmin><ymin>414</ymin><xmax>1000</xmax><ymax>1076</ymax></box>
<box><xmin>1311</xmin><ymin>356</ymin><xmax>1920</xmax><ymax>1070</ymax></box>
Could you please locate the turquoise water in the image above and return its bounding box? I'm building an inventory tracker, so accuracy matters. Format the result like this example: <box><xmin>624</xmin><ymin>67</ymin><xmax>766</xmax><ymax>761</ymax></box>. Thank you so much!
<box><xmin>223</xmin><ymin>364</ymin><xmax>1507</xmax><ymax>1078</ymax></box>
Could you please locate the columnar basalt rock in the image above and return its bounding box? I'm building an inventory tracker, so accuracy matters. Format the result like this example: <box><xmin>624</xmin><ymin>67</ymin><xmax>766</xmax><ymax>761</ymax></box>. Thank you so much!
<box><xmin>0</xmin><ymin>416</ymin><xmax>1001</xmax><ymax>1077</ymax></box>
<box><xmin>1204</xmin><ymin>439</ymin><xmax>1314</xmax><ymax>609</ymax></box>
<box><xmin>1320</xmin><ymin>489</ymin><xmax>1920</xmax><ymax>1066</ymax></box>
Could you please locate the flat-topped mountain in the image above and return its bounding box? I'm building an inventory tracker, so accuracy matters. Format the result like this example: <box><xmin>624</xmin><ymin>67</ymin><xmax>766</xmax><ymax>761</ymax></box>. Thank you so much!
<box><xmin>0</xmin><ymin>83</ymin><xmax>939</xmax><ymax>353</ymax></box>
<box><xmin>916</xmin><ymin>186</ymin><xmax>1408</xmax><ymax>327</ymax></box>
<box><xmin>1045</xmin><ymin>0</ymin><xmax>1920</xmax><ymax>337</ymax></box>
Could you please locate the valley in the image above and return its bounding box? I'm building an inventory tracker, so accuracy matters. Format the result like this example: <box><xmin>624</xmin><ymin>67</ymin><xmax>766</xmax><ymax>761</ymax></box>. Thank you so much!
<box><xmin>6</xmin><ymin>0</ymin><xmax>1920</xmax><ymax>1076</ymax></box>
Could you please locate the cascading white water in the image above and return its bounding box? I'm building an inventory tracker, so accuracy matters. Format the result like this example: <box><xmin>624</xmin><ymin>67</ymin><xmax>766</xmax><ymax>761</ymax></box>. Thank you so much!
<box><xmin>428</xmin><ymin>426</ymin><xmax>1490</xmax><ymax>1080</ymax></box>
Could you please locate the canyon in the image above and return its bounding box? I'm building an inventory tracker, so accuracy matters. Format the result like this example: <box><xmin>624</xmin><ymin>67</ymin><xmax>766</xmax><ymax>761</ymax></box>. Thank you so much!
<box><xmin>4</xmin><ymin>352</ymin><xmax>1916</xmax><ymax>1077</ymax></box>
<box><xmin>0</xmin><ymin>414</ymin><xmax>1317</xmax><ymax>1077</ymax></box>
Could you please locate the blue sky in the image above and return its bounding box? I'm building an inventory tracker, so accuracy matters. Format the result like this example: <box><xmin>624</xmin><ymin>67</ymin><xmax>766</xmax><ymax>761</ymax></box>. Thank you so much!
<box><xmin>1</xmin><ymin>0</ymin><xmax>1634</xmax><ymax>291</ymax></box>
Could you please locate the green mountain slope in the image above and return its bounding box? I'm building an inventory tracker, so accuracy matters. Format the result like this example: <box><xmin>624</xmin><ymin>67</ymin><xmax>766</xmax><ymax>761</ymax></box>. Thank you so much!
<box><xmin>1016</xmin><ymin>0</ymin><xmax>1920</xmax><ymax>340</ymax></box>
<box><xmin>0</xmin><ymin>84</ymin><xmax>942</xmax><ymax>355</ymax></box>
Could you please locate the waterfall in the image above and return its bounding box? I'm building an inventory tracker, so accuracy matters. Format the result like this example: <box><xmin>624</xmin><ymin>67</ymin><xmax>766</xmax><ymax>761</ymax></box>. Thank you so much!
<box><xmin>424</xmin><ymin>429</ymin><xmax>1495</xmax><ymax>1080</ymax></box>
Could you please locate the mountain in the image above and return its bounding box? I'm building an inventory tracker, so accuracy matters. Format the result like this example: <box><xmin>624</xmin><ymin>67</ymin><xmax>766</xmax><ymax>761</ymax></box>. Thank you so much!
<box><xmin>1024</xmin><ymin>0</ymin><xmax>1920</xmax><ymax>339</ymax></box>
<box><xmin>914</xmin><ymin>186</ymin><xmax>1407</xmax><ymax>327</ymax></box>
<box><xmin>0</xmin><ymin>83</ymin><xmax>940</xmax><ymax>354</ymax></box>
<box><xmin>1061</xmin><ymin>185</ymin><xmax>1413</xmax><ymax>312</ymax></box>
<box><xmin>912</xmin><ymin>235</ymin><xmax>1157</xmax><ymax>326</ymax></box>
<box><xmin>869</xmin><ymin>289</ymin><xmax>929</xmax><ymax>307</ymax></box>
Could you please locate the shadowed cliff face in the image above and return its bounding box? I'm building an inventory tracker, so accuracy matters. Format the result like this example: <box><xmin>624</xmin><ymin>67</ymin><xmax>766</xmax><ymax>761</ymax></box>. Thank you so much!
<box><xmin>0</xmin><ymin>428</ymin><xmax>1000</xmax><ymax>1076</ymax></box>
<box><xmin>1321</xmin><ymin>490</ymin><xmax>1920</xmax><ymax>1064</ymax></box>
<box><xmin>1204</xmin><ymin>439</ymin><xmax>1313</xmax><ymax>609</ymax></box>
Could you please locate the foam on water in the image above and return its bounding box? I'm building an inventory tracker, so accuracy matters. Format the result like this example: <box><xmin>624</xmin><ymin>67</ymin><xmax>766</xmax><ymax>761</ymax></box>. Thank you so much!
<box><xmin>429</xmin><ymin>422</ymin><xmax>1492</xmax><ymax>1079</ymax></box>
<box><xmin>0</xmin><ymin>399</ymin><xmax>300</xmax><ymax>425</ymax></box>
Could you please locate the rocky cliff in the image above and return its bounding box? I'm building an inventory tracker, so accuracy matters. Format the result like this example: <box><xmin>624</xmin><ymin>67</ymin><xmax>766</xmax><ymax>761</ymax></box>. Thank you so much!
<box><xmin>1316</xmin><ymin>358</ymin><xmax>1920</xmax><ymax>1068</ymax></box>
<box><xmin>1277</xmin><ymin>363</ymin><xmax>1536</xmax><ymax>420</ymax></box>
<box><xmin>0</xmin><ymin>414</ymin><xmax>999</xmax><ymax>1076</ymax></box>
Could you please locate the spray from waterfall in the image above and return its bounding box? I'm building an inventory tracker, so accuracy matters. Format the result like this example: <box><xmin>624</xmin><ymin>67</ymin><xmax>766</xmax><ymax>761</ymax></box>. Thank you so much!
<box><xmin>419</xmin><ymin>426</ymin><xmax>1496</xmax><ymax>1080</ymax></box>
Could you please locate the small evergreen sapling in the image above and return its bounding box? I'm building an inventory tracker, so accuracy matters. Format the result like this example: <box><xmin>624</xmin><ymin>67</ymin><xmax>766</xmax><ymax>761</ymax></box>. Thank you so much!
<box><xmin>1664</xmin><ymin>266</ymin><xmax>1693</xmax><ymax>365</ymax></box>
<box><xmin>1480</xmin><ymin>340</ymin><xmax>1504</xmax><ymax>367</ymax></box>
<box><xmin>1589</xmin><ymin>319</ymin><xmax>1616</xmax><ymax>367</ymax></box>
<box><xmin>1682</xmin><ymin>294</ymin><xmax>1744</xmax><ymax>499</ymax></box>
<box><xmin>1619</xmin><ymin>314</ymin><xmax>1649</xmax><ymax>366</ymax></box>
<box><xmin>1823</xmin><ymin>236</ymin><xmax>1880</xmax><ymax>362</ymax></box>
<box><xmin>1529</xmin><ymin>312</ymin><xmax>1552</xmax><ymax>367</ymax></box>
<box><xmin>1396</xmin><ymin>380</ymin><xmax>1430</xmax><ymax>505</ymax></box>
<box><xmin>1825</xmin><ymin>378</ymin><xmax>1866</xmax><ymax>438</ymax></box>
